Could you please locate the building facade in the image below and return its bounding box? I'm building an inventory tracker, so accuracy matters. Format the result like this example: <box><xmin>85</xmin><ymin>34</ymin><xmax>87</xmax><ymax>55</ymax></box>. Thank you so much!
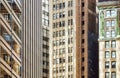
<box><xmin>49</xmin><ymin>0</ymin><xmax>98</xmax><ymax>78</ymax></box>
<box><xmin>0</xmin><ymin>0</ymin><xmax>22</xmax><ymax>78</ymax></box>
<box><xmin>22</xmin><ymin>0</ymin><xmax>43</xmax><ymax>78</ymax></box>
<box><xmin>42</xmin><ymin>0</ymin><xmax>49</xmax><ymax>78</ymax></box>
<box><xmin>98</xmin><ymin>0</ymin><xmax>120</xmax><ymax>78</ymax></box>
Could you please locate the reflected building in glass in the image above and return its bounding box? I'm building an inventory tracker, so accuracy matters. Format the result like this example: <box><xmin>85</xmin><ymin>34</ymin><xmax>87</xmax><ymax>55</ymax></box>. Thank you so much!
<box><xmin>0</xmin><ymin>0</ymin><xmax>22</xmax><ymax>78</ymax></box>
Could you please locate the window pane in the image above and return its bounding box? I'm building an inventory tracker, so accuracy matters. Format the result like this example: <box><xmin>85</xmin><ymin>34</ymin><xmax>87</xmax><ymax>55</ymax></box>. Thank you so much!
<box><xmin>105</xmin><ymin>41</ymin><xmax>110</xmax><ymax>48</ymax></box>
<box><xmin>111</xmin><ymin>72</ymin><xmax>116</xmax><ymax>78</ymax></box>
<box><xmin>111</xmin><ymin>10</ymin><xmax>116</xmax><ymax>16</ymax></box>
<box><xmin>105</xmin><ymin>51</ymin><xmax>109</xmax><ymax>58</ymax></box>
<box><xmin>106</xmin><ymin>31</ymin><xmax>111</xmax><ymax>38</ymax></box>
<box><xmin>111</xmin><ymin>20</ymin><xmax>115</xmax><ymax>26</ymax></box>
<box><xmin>106</xmin><ymin>11</ymin><xmax>110</xmax><ymax>17</ymax></box>
<box><xmin>111</xmin><ymin>41</ymin><xmax>116</xmax><ymax>48</ymax></box>
<box><xmin>111</xmin><ymin>61</ymin><xmax>116</xmax><ymax>68</ymax></box>
<box><xmin>112</xmin><ymin>31</ymin><xmax>116</xmax><ymax>37</ymax></box>
<box><xmin>106</xmin><ymin>21</ymin><xmax>111</xmax><ymax>27</ymax></box>
<box><xmin>105</xmin><ymin>61</ymin><xmax>109</xmax><ymax>68</ymax></box>
<box><xmin>112</xmin><ymin>51</ymin><xmax>116</xmax><ymax>58</ymax></box>
<box><xmin>105</xmin><ymin>72</ymin><xmax>109</xmax><ymax>78</ymax></box>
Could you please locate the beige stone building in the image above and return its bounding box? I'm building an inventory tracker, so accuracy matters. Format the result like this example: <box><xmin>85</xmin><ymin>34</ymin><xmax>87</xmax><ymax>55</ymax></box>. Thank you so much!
<box><xmin>97</xmin><ymin>0</ymin><xmax>120</xmax><ymax>78</ymax></box>
<box><xmin>49</xmin><ymin>0</ymin><xmax>98</xmax><ymax>78</ymax></box>
<box><xmin>0</xmin><ymin>0</ymin><xmax>22</xmax><ymax>78</ymax></box>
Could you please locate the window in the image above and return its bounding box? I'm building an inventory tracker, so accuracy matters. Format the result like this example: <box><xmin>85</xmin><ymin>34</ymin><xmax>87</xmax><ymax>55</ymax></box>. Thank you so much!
<box><xmin>68</xmin><ymin>10</ymin><xmax>71</xmax><ymax>16</ymax></box>
<box><xmin>82</xmin><ymin>57</ymin><xmax>84</xmax><ymax>62</ymax></box>
<box><xmin>59</xmin><ymin>3</ymin><xmax>62</xmax><ymax>9</ymax></box>
<box><xmin>111</xmin><ymin>72</ymin><xmax>116</xmax><ymax>78</ymax></box>
<box><xmin>68</xmin><ymin>38</ymin><xmax>73</xmax><ymax>44</ymax></box>
<box><xmin>106</xmin><ymin>10</ymin><xmax>110</xmax><ymax>17</ymax></box>
<box><xmin>68</xmin><ymin>56</ymin><xmax>72</xmax><ymax>62</ymax></box>
<box><xmin>63</xmin><ymin>2</ymin><xmax>65</xmax><ymax>8</ymax></box>
<box><xmin>68</xmin><ymin>19</ymin><xmax>73</xmax><ymax>25</ymax></box>
<box><xmin>71</xmin><ymin>19</ymin><xmax>73</xmax><ymax>25</ymax></box>
<box><xmin>56</xmin><ymin>4</ymin><xmax>59</xmax><ymax>10</ymax></box>
<box><xmin>111</xmin><ymin>31</ymin><xmax>116</xmax><ymax>37</ymax></box>
<box><xmin>105</xmin><ymin>51</ymin><xmax>109</xmax><ymax>58</ymax></box>
<box><xmin>62</xmin><ymin>30</ymin><xmax>65</xmax><ymax>36</ymax></box>
<box><xmin>82</xmin><ymin>30</ymin><xmax>85</xmax><ymax>34</ymax></box>
<box><xmin>71</xmin><ymin>10</ymin><xmax>73</xmax><ymax>16</ymax></box>
<box><xmin>56</xmin><ymin>58</ymin><xmax>59</xmax><ymax>64</ymax></box>
<box><xmin>111</xmin><ymin>41</ymin><xmax>116</xmax><ymax>48</ymax></box>
<box><xmin>59</xmin><ymin>67</ymin><xmax>62</xmax><ymax>72</ymax></box>
<box><xmin>105</xmin><ymin>41</ymin><xmax>110</xmax><ymax>48</ymax></box>
<box><xmin>82</xmin><ymin>12</ymin><xmax>84</xmax><ymax>16</ymax></box>
<box><xmin>68</xmin><ymin>1</ymin><xmax>71</xmax><ymax>7</ymax></box>
<box><xmin>111</xmin><ymin>61</ymin><xmax>116</xmax><ymax>68</ymax></box>
<box><xmin>106</xmin><ymin>10</ymin><xmax>116</xmax><ymax>17</ymax></box>
<box><xmin>105</xmin><ymin>72</ymin><xmax>109</xmax><ymax>78</ymax></box>
<box><xmin>3</xmin><ymin>54</ymin><xmax>9</xmax><ymax>61</ymax></box>
<box><xmin>111</xmin><ymin>10</ymin><xmax>116</xmax><ymax>16</ymax></box>
<box><xmin>82</xmin><ymin>39</ymin><xmax>84</xmax><ymax>44</ymax></box>
<box><xmin>53</xmin><ymin>5</ymin><xmax>56</xmax><ymax>10</ymax></box>
<box><xmin>68</xmin><ymin>47</ymin><xmax>73</xmax><ymax>53</ymax></box>
<box><xmin>106</xmin><ymin>21</ymin><xmax>111</xmax><ymax>27</ymax></box>
<box><xmin>82</xmin><ymin>2</ymin><xmax>84</xmax><ymax>7</ymax></box>
<box><xmin>105</xmin><ymin>20</ymin><xmax>115</xmax><ymax>27</ymax></box>
<box><xmin>82</xmin><ymin>76</ymin><xmax>84</xmax><ymax>78</ymax></box>
<box><xmin>63</xmin><ymin>48</ymin><xmax>65</xmax><ymax>53</ymax></box>
<box><xmin>68</xmin><ymin>1</ymin><xmax>73</xmax><ymax>7</ymax></box>
<box><xmin>111</xmin><ymin>51</ymin><xmax>116</xmax><ymax>58</ymax></box>
<box><xmin>106</xmin><ymin>31</ymin><xmax>110</xmax><ymax>38</ymax></box>
<box><xmin>53</xmin><ymin>41</ymin><xmax>56</xmax><ymax>46</ymax></box>
<box><xmin>56</xmin><ymin>13</ymin><xmax>59</xmax><ymax>19</ymax></box>
<box><xmin>82</xmin><ymin>48</ymin><xmax>84</xmax><ymax>53</ymax></box>
<box><xmin>59</xmin><ymin>48</ymin><xmax>62</xmax><ymax>55</ymax></box>
<box><xmin>53</xmin><ymin>0</ymin><xmax>58</xmax><ymax>2</ymax></box>
<box><xmin>4</xmin><ymin>14</ymin><xmax>11</xmax><ymax>20</ymax></box>
<box><xmin>56</xmin><ymin>31</ymin><xmax>58</xmax><ymax>37</ymax></box>
<box><xmin>82</xmin><ymin>21</ymin><xmax>84</xmax><ymax>25</ymax></box>
<box><xmin>111</xmin><ymin>20</ymin><xmax>115</xmax><ymax>26</ymax></box>
<box><xmin>68</xmin><ymin>65</ymin><xmax>72</xmax><ymax>72</ymax></box>
<box><xmin>56</xmin><ymin>49</ymin><xmax>58</xmax><ymax>55</ymax></box>
<box><xmin>105</xmin><ymin>61</ymin><xmax>109</xmax><ymax>68</ymax></box>
<box><xmin>68</xmin><ymin>10</ymin><xmax>73</xmax><ymax>16</ymax></box>
<box><xmin>68</xmin><ymin>28</ymin><xmax>73</xmax><ymax>35</ymax></box>
<box><xmin>68</xmin><ymin>20</ymin><xmax>71</xmax><ymax>25</ymax></box>
<box><xmin>53</xmin><ymin>14</ymin><xmax>56</xmax><ymax>19</ymax></box>
<box><xmin>82</xmin><ymin>66</ymin><xmax>84</xmax><ymax>71</ymax></box>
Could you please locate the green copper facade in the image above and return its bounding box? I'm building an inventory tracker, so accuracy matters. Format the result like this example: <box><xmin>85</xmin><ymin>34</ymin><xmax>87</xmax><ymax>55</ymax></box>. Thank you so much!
<box><xmin>99</xmin><ymin>6</ymin><xmax>120</xmax><ymax>39</ymax></box>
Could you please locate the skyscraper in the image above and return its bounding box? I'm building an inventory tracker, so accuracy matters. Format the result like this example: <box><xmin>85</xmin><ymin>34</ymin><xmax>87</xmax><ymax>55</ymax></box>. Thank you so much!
<box><xmin>0</xmin><ymin>0</ymin><xmax>22</xmax><ymax>78</ymax></box>
<box><xmin>97</xmin><ymin>0</ymin><xmax>120</xmax><ymax>78</ymax></box>
<box><xmin>49</xmin><ymin>0</ymin><xmax>98</xmax><ymax>78</ymax></box>
<box><xmin>22</xmin><ymin>0</ymin><xmax>43</xmax><ymax>78</ymax></box>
